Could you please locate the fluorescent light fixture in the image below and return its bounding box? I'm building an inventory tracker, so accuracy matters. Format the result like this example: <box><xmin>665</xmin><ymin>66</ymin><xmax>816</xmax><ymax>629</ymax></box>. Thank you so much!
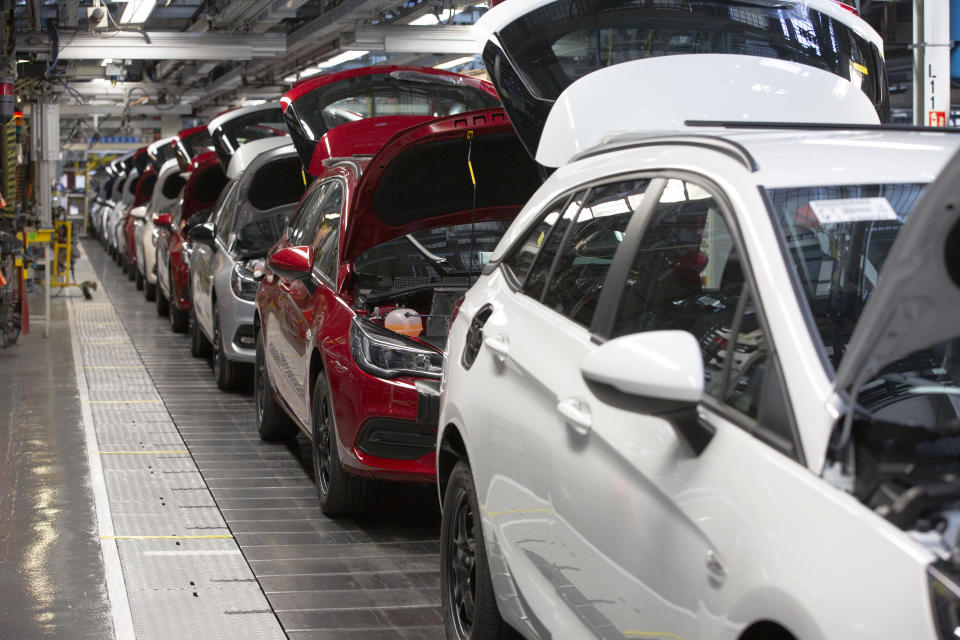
<box><xmin>119</xmin><ymin>0</ymin><xmax>157</xmax><ymax>24</ymax></box>
<box><xmin>283</xmin><ymin>75</ymin><xmax>298</xmax><ymax>83</ymax></box>
<box><xmin>408</xmin><ymin>9</ymin><xmax>456</xmax><ymax>25</ymax></box>
<box><xmin>434</xmin><ymin>56</ymin><xmax>477</xmax><ymax>70</ymax></box>
<box><xmin>317</xmin><ymin>50</ymin><xmax>369</xmax><ymax>69</ymax></box>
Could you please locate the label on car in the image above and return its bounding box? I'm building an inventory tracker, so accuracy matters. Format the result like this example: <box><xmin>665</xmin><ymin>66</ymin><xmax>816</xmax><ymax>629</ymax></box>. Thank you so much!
<box><xmin>809</xmin><ymin>197</ymin><xmax>898</xmax><ymax>224</ymax></box>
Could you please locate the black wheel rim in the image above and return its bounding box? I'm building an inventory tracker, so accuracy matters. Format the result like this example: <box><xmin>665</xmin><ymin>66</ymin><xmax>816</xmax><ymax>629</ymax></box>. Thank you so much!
<box><xmin>213</xmin><ymin>315</ymin><xmax>222</xmax><ymax>378</ymax></box>
<box><xmin>314</xmin><ymin>388</ymin><xmax>331</xmax><ymax>496</ymax></box>
<box><xmin>255</xmin><ymin>344</ymin><xmax>266</xmax><ymax>424</ymax></box>
<box><xmin>446</xmin><ymin>486</ymin><xmax>476</xmax><ymax>638</ymax></box>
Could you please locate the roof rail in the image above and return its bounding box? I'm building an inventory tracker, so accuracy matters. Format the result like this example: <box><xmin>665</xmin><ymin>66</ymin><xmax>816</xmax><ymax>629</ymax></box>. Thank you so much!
<box><xmin>573</xmin><ymin>134</ymin><xmax>759</xmax><ymax>172</ymax></box>
<box><xmin>685</xmin><ymin>120</ymin><xmax>960</xmax><ymax>133</ymax></box>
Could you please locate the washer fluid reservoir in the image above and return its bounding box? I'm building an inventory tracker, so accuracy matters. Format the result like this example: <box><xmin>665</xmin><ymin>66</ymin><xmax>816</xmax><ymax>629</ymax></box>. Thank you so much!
<box><xmin>384</xmin><ymin>308</ymin><xmax>422</xmax><ymax>338</ymax></box>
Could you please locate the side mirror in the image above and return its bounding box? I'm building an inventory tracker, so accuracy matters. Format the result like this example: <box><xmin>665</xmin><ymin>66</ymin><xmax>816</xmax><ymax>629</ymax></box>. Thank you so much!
<box><xmin>153</xmin><ymin>212</ymin><xmax>172</xmax><ymax>227</ymax></box>
<box><xmin>581</xmin><ymin>331</ymin><xmax>713</xmax><ymax>455</ymax></box>
<box><xmin>268</xmin><ymin>245</ymin><xmax>313</xmax><ymax>281</ymax></box>
<box><xmin>130</xmin><ymin>206</ymin><xmax>147</xmax><ymax>220</ymax></box>
<box><xmin>188</xmin><ymin>222</ymin><xmax>215</xmax><ymax>248</ymax></box>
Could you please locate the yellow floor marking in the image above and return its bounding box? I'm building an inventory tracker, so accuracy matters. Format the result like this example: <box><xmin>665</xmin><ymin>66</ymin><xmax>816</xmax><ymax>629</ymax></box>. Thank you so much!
<box><xmin>102</xmin><ymin>535</ymin><xmax>234</xmax><ymax>540</ymax></box>
<box><xmin>95</xmin><ymin>450</ymin><xmax>189</xmax><ymax>455</ymax></box>
<box><xmin>89</xmin><ymin>399</ymin><xmax>163</xmax><ymax>404</ymax></box>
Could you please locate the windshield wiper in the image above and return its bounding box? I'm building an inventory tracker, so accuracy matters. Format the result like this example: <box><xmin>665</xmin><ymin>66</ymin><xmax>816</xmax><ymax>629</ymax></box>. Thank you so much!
<box><xmin>405</xmin><ymin>234</ymin><xmax>453</xmax><ymax>276</ymax></box>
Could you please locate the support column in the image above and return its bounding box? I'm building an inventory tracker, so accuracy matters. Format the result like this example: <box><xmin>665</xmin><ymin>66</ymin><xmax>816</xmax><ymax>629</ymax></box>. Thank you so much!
<box><xmin>914</xmin><ymin>0</ymin><xmax>951</xmax><ymax>126</ymax></box>
<box><xmin>34</xmin><ymin>98</ymin><xmax>59</xmax><ymax>227</ymax></box>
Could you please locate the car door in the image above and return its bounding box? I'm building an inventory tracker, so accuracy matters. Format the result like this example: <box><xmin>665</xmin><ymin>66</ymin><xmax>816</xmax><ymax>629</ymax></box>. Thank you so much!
<box><xmin>469</xmin><ymin>178</ymin><xmax>657</xmax><ymax>632</ymax></box>
<box><xmin>193</xmin><ymin>181</ymin><xmax>238</xmax><ymax>338</ymax></box>
<box><xmin>265</xmin><ymin>180</ymin><xmax>328</xmax><ymax>420</ymax></box>
<box><xmin>526</xmin><ymin>176</ymin><xmax>800</xmax><ymax>639</ymax></box>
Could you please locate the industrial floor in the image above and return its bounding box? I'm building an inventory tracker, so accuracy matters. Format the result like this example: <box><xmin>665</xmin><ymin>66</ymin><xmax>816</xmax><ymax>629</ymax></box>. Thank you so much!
<box><xmin>0</xmin><ymin>239</ymin><xmax>445</xmax><ymax>640</ymax></box>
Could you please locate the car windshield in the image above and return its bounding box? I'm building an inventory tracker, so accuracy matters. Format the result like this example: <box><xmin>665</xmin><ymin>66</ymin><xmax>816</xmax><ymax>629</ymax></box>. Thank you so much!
<box><xmin>354</xmin><ymin>221</ymin><xmax>510</xmax><ymax>290</ymax></box>
<box><xmin>768</xmin><ymin>183</ymin><xmax>960</xmax><ymax>422</ymax></box>
<box><xmin>234</xmin><ymin>212</ymin><xmax>289</xmax><ymax>258</ymax></box>
<box><xmin>498</xmin><ymin>0</ymin><xmax>888</xmax><ymax>120</ymax></box>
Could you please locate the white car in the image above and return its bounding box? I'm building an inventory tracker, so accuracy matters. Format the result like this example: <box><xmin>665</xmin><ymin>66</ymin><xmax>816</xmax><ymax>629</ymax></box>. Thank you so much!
<box><xmin>134</xmin><ymin>157</ymin><xmax>184</xmax><ymax>302</ymax></box>
<box><xmin>435</xmin><ymin>64</ymin><xmax>960</xmax><ymax>640</ymax></box>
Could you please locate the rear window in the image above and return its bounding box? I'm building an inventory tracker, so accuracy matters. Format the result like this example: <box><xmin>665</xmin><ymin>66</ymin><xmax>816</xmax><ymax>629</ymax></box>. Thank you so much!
<box><xmin>283</xmin><ymin>71</ymin><xmax>500</xmax><ymax>170</ymax></box>
<box><xmin>192</xmin><ymin>164</ymin><xmax>228</xmax><ymax>205</ymax></box>
<box><xmin>497</xmin><ymin>0</ymin><xmax>888</xmax><ymax>120</ymax></box>
<box><xmin>162</xmin><ymin>174</ymin><xmax>187</xmax><ymax>200</ymax></box>
<box><xmin>210</xmin><ymin>108</ymin><xmax>287</xmax><ymax>169</ymax></box>
<box><xmin>248</xmin><ymin>156</ymin><xmax>307</xmax><ymax>211</ymax></box>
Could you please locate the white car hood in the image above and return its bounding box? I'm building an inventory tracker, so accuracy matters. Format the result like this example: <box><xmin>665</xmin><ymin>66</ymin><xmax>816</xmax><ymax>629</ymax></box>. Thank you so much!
<box><xmin>534</xmin><ymin>55</ymin><xmax>879</xmax><ymax>167</ymax></box>
<box><xmin>835</xmin><ymin>147</ymin><xmax>960</xmax><ymax>394</ymax></box>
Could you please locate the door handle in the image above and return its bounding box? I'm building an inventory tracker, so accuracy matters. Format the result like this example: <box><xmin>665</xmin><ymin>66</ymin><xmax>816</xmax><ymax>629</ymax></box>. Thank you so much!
<box><xmin>483</xmin><ymin>335</ymin><xmax>509</xmax><ymax>360</ymax></box>
<box><xmin>556</xmin><ymin>398</ymin><xmax>592</xmax><ymax>435</ymax></box>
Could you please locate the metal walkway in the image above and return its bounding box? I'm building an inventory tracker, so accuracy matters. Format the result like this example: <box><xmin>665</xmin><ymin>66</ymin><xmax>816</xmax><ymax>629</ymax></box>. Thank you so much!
<box><xmin>80</xmin><ymin>240</ymin><xmax>444</xmax><ymax>640</ymax></box>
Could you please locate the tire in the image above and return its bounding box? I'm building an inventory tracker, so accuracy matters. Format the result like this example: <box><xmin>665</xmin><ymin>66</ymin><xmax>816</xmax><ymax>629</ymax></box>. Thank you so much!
<box><xmin>145</xmin><ymin>281</ymin><xmax>156</xmax><ymax>302</ymax></box>
<box><xmin>441</xmin><ymin>460</ymin><xmax>516</xmax><ymax>640</ymax></box>
<box><xmin>213</xmin><ymin>309</ymin><xmax>240</xmax><ymax>390</ymax></box>
<box><xmin>135</xmin><ymin>268</ymin><xmax>144</xmax><ymax>290</ymax></box>
<box><xmin>255</xmin><ymin>330</ymin><xmax>296</xmax><ymax>442</ymax></box>
<box><xmin>311</xmin><ymin>373</ymin><xmax>363</xmax><ymax>516</ymax></box>
<box><xmin>127</xmin><ymin>262</ymin><xmax>136</xmax><ymax>281</ymax></box>
<box><xmin>168</xmin><ymin>268</ymin><xmax>188</xmax><ymax>332</ymax></box>
<box><xmin>156</xmin><ymin>284</ymin><xmax>169</xmax><ymax>316</ymax></box>
<box><xmin>189</xmin><ymin>304</ymin><xmax>211</xmax><ymax>358</ymax></box>
<box><xmin>121</xmin><ymin>257</ymin><xmax>128</xmax><ymax>274</ymax></box>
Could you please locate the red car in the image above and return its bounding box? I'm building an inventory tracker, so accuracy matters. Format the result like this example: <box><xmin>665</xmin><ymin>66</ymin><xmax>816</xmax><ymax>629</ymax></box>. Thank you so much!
<box><xmin>255</xmin><ymin>107</ymin><xmax>540</xmax><ymax>515</ymax></box>
<box><xmin>155</xmin><ymin>151</ymin><xmax>227</xmax><ymax>333</ymax></box>
<box><xmin>122</xmin><ymin>153</ymin><xmax>155</xmax><ymax>287</ymax></box>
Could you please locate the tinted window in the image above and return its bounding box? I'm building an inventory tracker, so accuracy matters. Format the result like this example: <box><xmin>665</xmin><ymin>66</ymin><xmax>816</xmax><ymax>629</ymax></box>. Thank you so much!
<box><xmin>542</xmin><ymin>180</ymin><xmax>650</xmax><ymax>327</ymax></box>
<box><xmin>210</xmin><ymin>107</ymin><xmax>287</xmax><ymax>169</ymax></box>
<box><xmin>162</xmin><ymin>174</ymin><xmax>187</xmax><ymax>201</ymax></box>
<box><xmin>214</xmin><ymin>181</ymin><xmax>240</xmax><ymax>244</ymax></box>
<box><xmin>503</xmin><ymin>196</ymin><xmax>572</xmax><ymax>284</ymax></box>
<box><xmin>497</xmin><ymin>0</ymin><xmax>888</xmax><ymax>119</ymax></box>
<box><xmin>287</xmin><ymin>181</ymin><xmax>327</xmax><ymax>246</ymax></box>
<box><xmin>521</xmin><ymin>192</ymin><xmax>586</xmax><ymax>300</ymax></box>
<box><xmin>611</xmin><ymin>179</ymin><xmax>766</xmax><ymax>419</ymax></box>
<box><xmin>312</xmin><ymin>218</ymin><xmax>340</xmax><ymax>281</ymax></box>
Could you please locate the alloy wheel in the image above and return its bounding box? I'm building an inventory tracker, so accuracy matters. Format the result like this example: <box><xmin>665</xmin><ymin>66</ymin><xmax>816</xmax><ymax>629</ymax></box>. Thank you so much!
<box><xmin>255</xmin><ymin>344</ymin><xmax>267</xmax><ymax>425</ymax></box>
<box><xmin>446</xmin><ymin>485</ymin><xmax>477</xmax><ymax>638</ymax></box>
<box><xmin>314</xmin><ymin>391</ymin><xmax>332</xmax><ymax>496</ymax></box>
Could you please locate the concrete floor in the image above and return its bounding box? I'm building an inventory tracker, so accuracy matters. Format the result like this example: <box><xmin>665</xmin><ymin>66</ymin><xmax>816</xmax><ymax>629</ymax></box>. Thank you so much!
<box><xmin>0</xmin><ymin>286</ymin><xmax>114</xmax><ymax>638</ymax></box>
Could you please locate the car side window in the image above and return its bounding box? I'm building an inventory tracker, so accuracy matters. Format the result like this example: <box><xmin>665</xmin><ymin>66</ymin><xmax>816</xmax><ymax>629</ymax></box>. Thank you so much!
<box><xmin>214</xmin><ymin>181</ymin><xmax>240</xmax><ymax>245</ymax></box>
<box><xmin>519</xmin><ymin>191</ymin><xmax>587</xmax><ymax>300</ymax></box>
<box><xmin>502</xmin><ymin>195</ymin><xmax>573</xmax><ymax>286</ymax></box>
<box><xmin>310</xmin><ymin>182</ymin><xmax>344</xmax><ymax>282</ymax></box>
<box><xmin>541</xmin><ymin>179</ymin><xmax>651</xmax><ymax>328</ymax></box>
<box><xmin>609</xmin><ymin>179</ymin><xmax>785</xmax><ymax>435</ymax></box>
<box><xmin>286</xmin><ymin>181</ymin><xmax>326</xmax><ymax>246</ymax></box>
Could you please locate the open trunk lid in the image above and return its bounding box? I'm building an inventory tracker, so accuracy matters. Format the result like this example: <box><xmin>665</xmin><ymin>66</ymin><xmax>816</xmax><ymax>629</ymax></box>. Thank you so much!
<box><xmin>207</xmin><ymin>102</ymin><xmax>288</xmax><ymax>170</ymax></box>
<box><xmin>279</xmin><ymin>66</ymin><xmax>499</xmax><ymax>176</ymax></box>
<box><xmin>342</xmin><ymin>108</ymin><xmax>541</xmax><ymax>264</ymax></box>
<box><xmin>476</xmin><ymin>0</ymin><xmax>889</xmax><ymax>159</ymax></box>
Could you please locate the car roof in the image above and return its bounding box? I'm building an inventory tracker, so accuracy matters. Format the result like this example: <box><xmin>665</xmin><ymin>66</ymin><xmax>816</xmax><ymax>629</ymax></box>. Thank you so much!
<box><xmin>576</xmin><ymin>127</ymin><xmax>960</xmax><ymax>188</ymax></box>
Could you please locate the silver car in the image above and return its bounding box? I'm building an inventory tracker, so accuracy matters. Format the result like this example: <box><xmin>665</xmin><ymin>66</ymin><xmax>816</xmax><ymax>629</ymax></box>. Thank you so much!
<box><xmin>188</xmin><ymin>137</ymin><xmax>306</xmax><ymax>390</ymax></box>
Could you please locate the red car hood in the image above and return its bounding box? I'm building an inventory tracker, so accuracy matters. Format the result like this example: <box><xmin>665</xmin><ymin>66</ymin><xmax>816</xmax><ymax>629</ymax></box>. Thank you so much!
<box><xmin>180</xmin><ymin>151</ymin><xmax>227</xmax><ymax>222</ymax></box>
<box><xmin>280</xmin><ymin>65</ymin><xmax>499</xmax><ymax>176</ymax></box>
<box><xmin>340</xmin><ymin>107</ymin><xmax>542</xmax><ymax>265</ymax></box>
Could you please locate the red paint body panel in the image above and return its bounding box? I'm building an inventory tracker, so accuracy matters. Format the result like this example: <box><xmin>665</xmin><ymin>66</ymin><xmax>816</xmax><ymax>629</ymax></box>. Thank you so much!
<box><xmin>282</xmin><ymin>65</ymin><xmax>496</xmax><ymax>106</ymax></box>
<box><xmin>307</xmin><ymin>115</ymin><xmax>434</xmax><ymax>176</ymax></box>
<box><xmin>153</xmin><ymin>212</ymin><xmax>172</xmax><ymax>227</ymax></box>
<box><xmin>163</xmin><ymin>152</ymin><xmax>227</xmax><ymax>310</ymax></box>
<box><xmin>133</xmin><ymin>164</ymin><xmax>156</xmax><ymax>207</ymax></box>
<box><xmin>342</xmin><ymin>107</ymin><xmax>515</xmax><ymax>263</ymax></box>
<box><xmin>123</xmin><ymin>211</ymin><xmax>137</xmax><ymax>265</ymax></box>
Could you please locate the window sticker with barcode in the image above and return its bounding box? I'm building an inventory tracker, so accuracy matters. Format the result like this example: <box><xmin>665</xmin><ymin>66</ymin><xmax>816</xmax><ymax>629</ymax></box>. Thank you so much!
<box><xmin>808</xmin><ymin>197</ymin><xmax>898</xmax><ymax>224</ymax></box>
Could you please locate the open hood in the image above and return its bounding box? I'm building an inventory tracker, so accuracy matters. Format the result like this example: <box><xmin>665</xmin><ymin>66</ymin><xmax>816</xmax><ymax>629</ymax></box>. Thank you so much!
<box><xmin>180</xmin><ymin>151</ymin><xmax>228</xmax><ymax>222</ymax></box>
<box><xmin>279</xmin><ymin>65</ymin><xmax>499</xmax><ymax>176</ymax></box>
<box><xmin>835</xmin><ymin>147</ymin><xmax>960</xmax><ymax>394</ymax></box>
<box><xmin>207</xmin><ymin>102</ymin><xmax>287</xmax><ymax>170</ymax></box>
<box><xmin>477</xmin><ymin>0</ymin><xmax>889</xmax><ymax>158</ymax></box>
<box><xmin>535</xmin><ymin>55</ymin><xmax>879</xmax><ymax>167</ymax></box>
<box><xmin>342</xmin><ymin>108</ymin><xmax>541</xmax><ymax>264</ymax></box>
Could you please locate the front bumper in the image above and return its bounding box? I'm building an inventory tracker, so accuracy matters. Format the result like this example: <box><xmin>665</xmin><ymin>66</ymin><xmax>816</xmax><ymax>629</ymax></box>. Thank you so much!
<box><xmin>218</xmin><ymin>294</ymin><xmax>256</xmax><ymax>364</ymax></box>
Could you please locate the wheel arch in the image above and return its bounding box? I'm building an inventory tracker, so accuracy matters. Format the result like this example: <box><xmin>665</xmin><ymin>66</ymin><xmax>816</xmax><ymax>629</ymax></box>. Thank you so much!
<box><xmin>437</xmin><ymin>423</ymin><xmax>467</xmax><ymax>503</ymax></box>
<box><xmin>738</xmin><ymin>620</ymin><xmax>798</xmax><ymax>640</ymax></box>
<box><xmin>308</xmin><ymin>346</ymin><xmax>325</xmax><ymax>413</ymax></box>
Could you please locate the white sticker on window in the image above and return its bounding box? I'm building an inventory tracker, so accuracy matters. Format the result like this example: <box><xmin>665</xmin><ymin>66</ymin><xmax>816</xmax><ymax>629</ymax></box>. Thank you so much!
<box><xmin>808</xmin><ymin>197</ymin><xmax>898</xmax><ymax>224</ymax></box>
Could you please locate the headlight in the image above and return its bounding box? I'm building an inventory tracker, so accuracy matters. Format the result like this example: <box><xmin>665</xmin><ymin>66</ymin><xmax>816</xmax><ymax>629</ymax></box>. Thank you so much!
<box><xmin>350</xmin><ymin>316</ymin><xmax>442</xmax><ymax>380</ymax></box>
<box><xmin>231</xmin><ymin>260</ymin><xmax>262</xmax><ymax>301</ymax></box>
<box><xmin>929</xmin><ymin>561</ymin><xmax>960</xmax><ymax>639</ymax></box>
